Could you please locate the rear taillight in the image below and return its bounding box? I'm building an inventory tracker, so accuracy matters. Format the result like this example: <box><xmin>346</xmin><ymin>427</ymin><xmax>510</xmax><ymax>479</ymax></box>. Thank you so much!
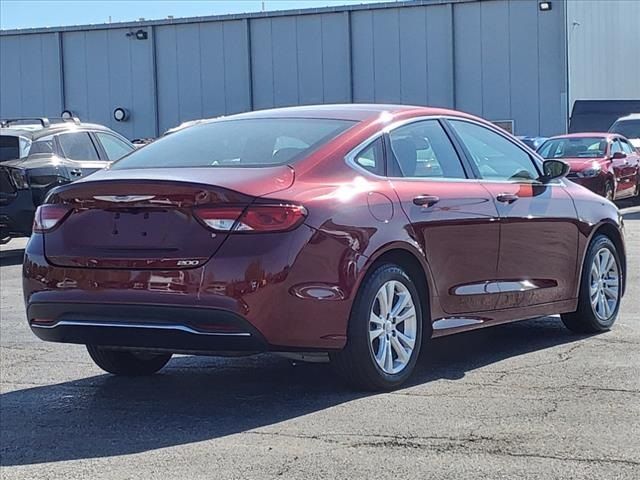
<box><xmin>33</xmin><ymin>205</ymin><xmax>71</xmax><ymax>233</ymax></box>
<box><xmin>195</xmin><ymin>204</ymin><xmax>307</xmax><ymax>233</ymax></box>
<box><xmin>8</xmin><ymin>168</ymin><xmax>29</xmax><ymax>189</ymax></box>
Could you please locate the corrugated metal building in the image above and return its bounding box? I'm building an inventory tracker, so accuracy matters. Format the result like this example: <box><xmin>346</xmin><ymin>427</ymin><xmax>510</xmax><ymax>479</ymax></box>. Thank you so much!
<box><xmin>1</xmin><ymin>0</ymin><xmax>638</xmax><ymax>140</ymax></box>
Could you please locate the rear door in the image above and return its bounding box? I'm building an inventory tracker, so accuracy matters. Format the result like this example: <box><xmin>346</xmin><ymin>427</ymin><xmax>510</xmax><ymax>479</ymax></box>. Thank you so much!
<box><xmin>446</xmin><ymin>119</ymin><xmax>579</xmax><ymax>309</ymax></box>
<box><xmin>55</xmin><ymin>131</ymin><xmax>109</xmax><ymax>179</ymax></box>
<box><xmin>386</xmin><ymin>118</ymin><xmax>501</xmax><ymax>314</ymax></box>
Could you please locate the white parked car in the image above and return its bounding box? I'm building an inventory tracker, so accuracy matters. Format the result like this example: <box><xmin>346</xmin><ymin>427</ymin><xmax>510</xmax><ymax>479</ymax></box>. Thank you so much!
<box><xmin>609</xmin><ymin>113</ymin><xmax>640</xmax><ymax>150</ymax></box>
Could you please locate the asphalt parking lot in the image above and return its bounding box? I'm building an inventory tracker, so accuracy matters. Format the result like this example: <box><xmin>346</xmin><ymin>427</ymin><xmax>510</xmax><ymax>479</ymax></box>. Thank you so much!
<box><xmin>1</xmin><ymin>201</ymin><xmax>639</xmax><ymax>480</ymax></box>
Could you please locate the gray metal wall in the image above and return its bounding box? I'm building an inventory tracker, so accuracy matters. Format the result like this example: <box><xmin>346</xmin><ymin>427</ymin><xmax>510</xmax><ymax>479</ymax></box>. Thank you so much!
<box><xmin>567</xmin><ymin>0</ymin><xmax>640</xmax><ymax>109</ymax></box>
<box><xmin>0</xmin><ymin>0</ymin><xmax>569</xmax><ymax>138</ymax></box>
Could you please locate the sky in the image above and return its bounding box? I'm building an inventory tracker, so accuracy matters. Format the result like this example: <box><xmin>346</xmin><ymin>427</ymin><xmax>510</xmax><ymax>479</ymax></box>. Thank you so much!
<box><xmin>0</xmin><ymin>0</ymin><xmax>393</xmax><ymax>30</ymax></box>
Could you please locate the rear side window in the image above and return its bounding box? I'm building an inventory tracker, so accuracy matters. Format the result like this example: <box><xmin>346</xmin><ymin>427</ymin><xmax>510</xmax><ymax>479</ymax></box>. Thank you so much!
<box><xmin>353</xmin><ymin>137</ymin><xmax>385</xmax><ymax>175</ymax></box>
<box><xmin>57</xmin><ymin>132</ymin><xmax>100</xmax><ymax>161</ymax></box>
<box><xmin>0</xmin><ymin>136</ymin><xmax>20</xmax><ymax>162</ymax></box>
<box><xmin>388</xmin><ymin>120</ymin><xmax>466</xmax><ymax>179</ymax></box>
<box><xmin>29</xmin><ymin>137</ymin><xmax>55</xmax><ymax>155</ymax></box>
<box><xmin>95</xmin><ymin>132</ymin><xmax>134</xmax><ymax>161</ymax></box>
<box><xmin>449</xmin><ymin>120</ymin><xmax>540</xmax><ymax>182</ymax></box>
<box><xmin>112</xmin><ymin>118</ymin><xmax>355</xmax><ymax>169</ymax></box>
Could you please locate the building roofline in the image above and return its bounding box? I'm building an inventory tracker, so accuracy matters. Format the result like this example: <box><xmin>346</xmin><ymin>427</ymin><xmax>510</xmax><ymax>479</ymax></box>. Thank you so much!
<box><xmin>0</xmin><ymin>0</ymin><xmax>474</xmax><ymax>36</ymax></box>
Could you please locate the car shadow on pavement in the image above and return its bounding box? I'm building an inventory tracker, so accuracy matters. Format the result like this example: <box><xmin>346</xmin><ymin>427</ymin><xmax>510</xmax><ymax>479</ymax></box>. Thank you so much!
<box><xmin>0</xmin><ymin>316</ymin><xmax>593</xmax><ymax>467</ymax></box>
<box><xmin>0</xmin><ymin>248</ymin><xmax>24</xmax><ymax>267</ymax></box>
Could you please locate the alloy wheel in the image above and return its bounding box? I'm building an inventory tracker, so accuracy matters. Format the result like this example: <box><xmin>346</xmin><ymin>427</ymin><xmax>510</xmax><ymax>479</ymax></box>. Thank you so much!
<box><xmin>589</xmin><ymin>247</ymin><xmax>620</xmax><ymax>322</ymax></box>
<box><xmin>368</xmin><ymin>280</ymin><xmax>418</xmax><ymax>374</ymax></box>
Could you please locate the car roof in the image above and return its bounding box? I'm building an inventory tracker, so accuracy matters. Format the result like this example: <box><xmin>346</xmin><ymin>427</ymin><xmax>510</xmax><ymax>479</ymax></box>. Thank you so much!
<box><xmin>0</xmin><ymin>121</ymin><xmax>116</xmax><ymax>140</ymax></box>
<box><xmin>212</xmin><ymin>104</ymin><xmax>467</xmax><ymax>122</ymax></box>
<box><xmin>547</xmin><ymin>132</ymin><xmax>616</xmax><ymax>140</ymax></box>
<box><xmin>614</xmin><ymin>113</ymin><xmax>640</xmax><ymax>121</ymax></box>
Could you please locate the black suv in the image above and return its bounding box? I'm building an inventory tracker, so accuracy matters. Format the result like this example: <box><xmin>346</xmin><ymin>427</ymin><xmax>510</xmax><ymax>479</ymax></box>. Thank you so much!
<box><xmin>0</xmin><ymin>117</ymin><xmax>135</xmax><ymax>243</ymax></box>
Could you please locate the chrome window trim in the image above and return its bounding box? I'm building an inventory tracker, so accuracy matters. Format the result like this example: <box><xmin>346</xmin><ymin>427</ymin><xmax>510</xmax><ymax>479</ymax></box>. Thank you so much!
<box><xmin>344</xmin><ymin>114</ymin><xmax>567</xmax><ymax>187</ymax></box>
<box><xmin>31</xmin><ymin>320</ymin><xmax>252</xmax><ymax>337</ymax></box>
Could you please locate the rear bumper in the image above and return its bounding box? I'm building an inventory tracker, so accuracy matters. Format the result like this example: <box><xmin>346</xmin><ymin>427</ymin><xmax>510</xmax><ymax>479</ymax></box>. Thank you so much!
<box><xmin>28</xmin><ymin>302</ymin><xmax>268</xmax><ymax>353</ymax></box>
<box><xmin>23</xmin><ymin>224</ymin><xmax>362</xmax><ymax>351</ymax></box>
<box><xmin>0</xmin><ymin>189</ymin><xmax>35</xmax><ymax>239</ymax></box>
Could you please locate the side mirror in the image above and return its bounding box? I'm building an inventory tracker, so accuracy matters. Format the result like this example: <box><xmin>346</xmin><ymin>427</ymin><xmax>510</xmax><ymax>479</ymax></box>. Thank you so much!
<box><xmin>611</xmin><ymin>151</ymin><xmax>627</xmax><ymax>160</ymax></box>
<box><xmin>541</xmin><ymin>159</ymin><xmax>570</xmax><ymax>182</ymax></box>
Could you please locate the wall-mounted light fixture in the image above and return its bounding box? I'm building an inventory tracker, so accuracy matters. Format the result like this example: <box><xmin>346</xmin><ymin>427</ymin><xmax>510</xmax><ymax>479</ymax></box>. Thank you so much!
<box><xmin>539</xmin><ymin>1</ymin><xmax>552</xmax><ymax>11</ymax></box>
<box><xmin>126</xmin><ymin>29</ymin><xmax>148</xmax><ymax>40</ymax></box>
<box><xmin>61</xmin><ymin>110</ymin><xmax>74</xmax><ymax>119</ymax></box>
<box><xmin>113</xmin><ymin>107</ymin><xmax>129</xmax><ymax>122</ymax></box>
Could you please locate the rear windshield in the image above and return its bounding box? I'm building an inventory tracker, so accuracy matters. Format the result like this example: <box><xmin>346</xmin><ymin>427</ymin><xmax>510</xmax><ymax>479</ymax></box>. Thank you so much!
<box><xmin>111</xmin><ymin>118</ymin><xmax>356</xmax><ymax>169</ymax></box>
<box><xmin>538</xmin><ymin>137</ymin><xmax>607</xmax><ymax>159</ymax></box>
<box><xmin>609</xmin><ymin>119</ymin><xmax>640</xmax><ymax>139</ymax></box>
<box><xmin>0</xmin><ymin>135</ymin><xmax>20</xmax><ymax>162</ymax></box>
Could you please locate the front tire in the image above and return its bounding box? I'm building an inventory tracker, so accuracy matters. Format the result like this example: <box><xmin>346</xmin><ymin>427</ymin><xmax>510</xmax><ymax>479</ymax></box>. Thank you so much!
<box><xmin>87</xmin><ymin>345</ymin><xmax>172</xmax><ymax>376</ymax></box>
<box><xmin>604</xmin><ymin>181</ymin><xmax>614</xmax><ymax>201</ymax></box>
<box><xmin>561</xmin><ymin>235</ymin><xmax>622</xmax><ymax>333</ymax></box>
<box><xmin>330</xmin><ymin>264</ymin><xmax>423</xmax><ymax>391</ymax></box>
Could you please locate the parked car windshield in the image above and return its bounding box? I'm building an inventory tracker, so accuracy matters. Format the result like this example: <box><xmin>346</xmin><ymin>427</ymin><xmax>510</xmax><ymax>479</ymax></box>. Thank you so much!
<box><xmin>111</xmin><ymin>118</ymin><xmax>356</xmax><ymax>169</ymax></box>
<box><xmin>538</xmin><ymin>137</ymin><xmax>607</xmax><ymax>159</ymax></box>
<box><xmin>609</xmin><ymin>119</ymin><xmax>640</xmax><ymax>139</ymax></box>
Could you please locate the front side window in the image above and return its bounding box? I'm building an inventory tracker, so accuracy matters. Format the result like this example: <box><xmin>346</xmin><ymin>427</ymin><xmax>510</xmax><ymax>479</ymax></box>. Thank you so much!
<box><xmin>610</xmin><ymin>140</ymin><xmax>623</xmax><ymax>155</ymax></box>
<box><xmin>620</xmin><ymin>139</ymin><xmax>635</xmax><ymax>155</ymax></box>
<box><xmin>538</xmin><ymin>137</ymin><xmax>607</xmax><ymax>159</ymax></box>
<box><xmin>112</xmin><ymin>118</ymin><xmax>355</xmax><ymax>169</ymax></box>
<box><xmin>449</xmin><ymin>120</ymin><xmax>539</xmax><ymax>182</ymax></box>
<box><xmin>388</xmin><ymin>120</ymin><xmax>466</xmax><ymax>179</ymax></box>
<box><xmin>95</xmin><ymin>132</ymin><xmax>134</xmax><ymax>161</ymax></box>
<box><xmin>57</xmin><ymin>132</ymin><xmax>99</xmax><ymax>161</ymax></box>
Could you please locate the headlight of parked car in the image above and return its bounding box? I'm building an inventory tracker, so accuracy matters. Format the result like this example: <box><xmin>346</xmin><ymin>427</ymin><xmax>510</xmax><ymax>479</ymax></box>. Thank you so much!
<box><xmin>576</xmin><ymin>165</ymin><xmax>602</xmax><ymax>178</ymax></box>
<box><xmin>9</xmin><ymin>168</ymin><xmax>30</xmax><ymax>189</ymax></box>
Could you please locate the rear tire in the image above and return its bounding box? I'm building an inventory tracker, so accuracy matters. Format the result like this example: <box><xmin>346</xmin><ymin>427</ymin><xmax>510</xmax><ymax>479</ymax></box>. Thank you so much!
<box><xmin>330</xmin><ymin>264</ymin><xmax>423</xmax><ymax>391</ymax></box>
<box><xmin>561</xmin><ymin>235</ymin><xmax>622</xmax><ymax>333</ymax></box>
<box><xmin>86</xmin><ymin>345</ymin><xmax>172</xmax><ymax>376</ymax></box>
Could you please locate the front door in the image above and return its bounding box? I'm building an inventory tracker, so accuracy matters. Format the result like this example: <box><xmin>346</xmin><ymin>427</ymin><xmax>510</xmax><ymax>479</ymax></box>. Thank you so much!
<box><xmin>446</xmin><ymin>119</ymin><xmax>579</xmax><ymax>309</ymax></box>
<box><xmin>616</xmin><ymin>138</ymin><xmax>640</xmax><ymax>197</ymax></box>
<box><xmin>386</xmin><ymin>119</ymin><xmax>501</xmax><ymax>315</ymax></box>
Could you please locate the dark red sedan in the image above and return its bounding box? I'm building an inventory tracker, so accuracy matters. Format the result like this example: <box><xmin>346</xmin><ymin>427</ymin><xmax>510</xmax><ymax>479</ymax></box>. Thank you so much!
<box><xmin>23</xmin><ymin>105</ymin><xmax>626</xmax><ymax>390</ymax></box>
<box><xmin>538</xmin><ymin>133</ymin><xmax>640</xmax><ymax>201</ymax></box>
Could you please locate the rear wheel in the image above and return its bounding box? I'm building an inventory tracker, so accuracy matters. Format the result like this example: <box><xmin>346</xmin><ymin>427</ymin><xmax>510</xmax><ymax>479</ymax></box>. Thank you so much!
<box><xmin>561</xmin><ymin>235</ymin><xmax>622</xmax><ymax>333</ymax></box>
<box><xmin>86</xmin><ymin>345</ymin><xmax>172</xmax><ymax>376</ymax></box>
<box><xmin>330</xmin><ymin>264</ymin><xmax>423</xmax><ymax>391</ymax></box>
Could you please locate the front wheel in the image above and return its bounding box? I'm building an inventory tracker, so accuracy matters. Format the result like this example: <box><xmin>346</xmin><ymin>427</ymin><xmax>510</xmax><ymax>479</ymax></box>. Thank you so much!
<box><xmin>604</xmin><ymin>182</ymin><xmax>614</xmax><ymax>201</ymax></box>
<box><xmin>561</xmin><ymin>235</ymin><xmax>622</xmax><ymax>333</ymax></box>
<box><xmin>330</xmin><ymin>264</ymin><xmax>423</xmax><ymax>391</ymax></box>
<box><xmin>87</xmin><ymin>345</ymin><xmax>172</xmax><ymax>376</ymax></box>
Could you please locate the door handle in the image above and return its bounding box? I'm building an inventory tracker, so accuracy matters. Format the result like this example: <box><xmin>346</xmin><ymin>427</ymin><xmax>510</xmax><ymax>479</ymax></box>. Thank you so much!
<box><xmin>413</xmin><ymin>195</ymin><xmax>440</xmax><ymax>207</ymax></box>
<box><xmin>70</xmin><ymin>169</ymin><xmax>82</xmax><ymax>177</ymax></box>
<box><xmin>496</xmin><ymin>193</ymin><xmax>519</xmax><ymax>203</ymax></box>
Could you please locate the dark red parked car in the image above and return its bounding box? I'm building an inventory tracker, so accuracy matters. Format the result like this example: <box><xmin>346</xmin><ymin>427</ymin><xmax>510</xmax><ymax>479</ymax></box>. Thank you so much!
<box><xmin>23</xmin><ymin>105</ymin><xmax>626</xmax><ymax>390</ymax></box>
<box><xmin>538</xmin><ymin>133</ymin><xmax>640</xmax><ymax>201</ymax></box>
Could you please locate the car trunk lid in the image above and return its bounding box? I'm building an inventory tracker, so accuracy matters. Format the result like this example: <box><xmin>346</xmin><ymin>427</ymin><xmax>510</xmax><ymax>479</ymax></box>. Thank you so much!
<box><xmin>43</xmin><ymin>166</ymin><xmax>294</xmax><ymax>269</ymax></box>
